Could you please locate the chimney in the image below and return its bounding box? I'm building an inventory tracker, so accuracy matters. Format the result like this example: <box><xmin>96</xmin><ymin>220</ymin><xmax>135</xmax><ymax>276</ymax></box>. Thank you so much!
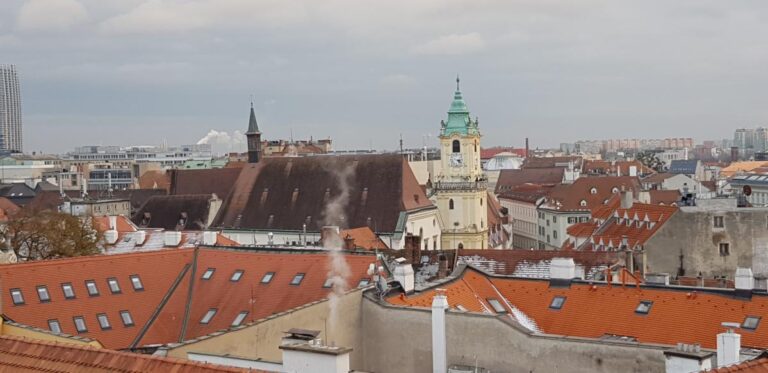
<box><xmin>280</xmin><ymin>340</ymin><xmax>351</xmax><ymax>373</ymax></box>
<box><xmin>717</xmin><ymin>322</ymin><xmax>741</xmax><ymax>367</ymax></box>
<box><xmin>108</xmin><ymin>215</ymin><xmax>117</xmax><ymax>230</ymax></box>
<box><xmin>343</xmin><ymin>234</ymin><xmax>355</xmax><ymax>250</ymax></box>
<box><xmin>320</xmin><ymin>226</ymin><xmax>340</xmax><ymax>248</ymax></box>
<box><xmin>403</xmin><ymin>234</ymin><xmax>421</xmax><ymax>263</ymax></box>
<box><xmin>437</xmin><ymin>253</ymin><xmax>449</xmax><ymax>279</ymax></box>
<box><xmin>629</xmin><ymin>165</ymin><xmax>638</xmax><ymax>177</ymax></box>
<box><xmin>133</xmin><ymin>230</ymin><xmax>147</xmax><ymax>245</ymax></box>
<box><xmin>393</xmin><ymin>258</ymin><xmax>415</xmax><ymax>293</ymax></box>
<box><xmin>202</xmin><ymin>231</ymin><xmax>218</xmax><ymax>246</ymax></box>
<box><xmin>735</xmin><ymin>267</ymin><xmax>754</xmax><ymax>291</ymax></box>
<box><xmin>620</xmin><ymin>189</ymin><xmax>633</xmax><ymax>209</ymax></box>
<box><xmin>550</xmin><ymin>258</ymin><xmax>576</xmax><ymax>280</ymax></box>
<box><xmin>664</xmin><ymin>343</ymin><xmax>713</xmax><ymax>373</ymax></box>
<box><xmin>163</xmin><ymin>231</ymin><xmax>182</xmax><ymax>247</ymax></box>
<box><xmin>104</xmin><ymin>230</ymin><xmax>119</xmax><ymax>245</ymax></box>
<box><xmin>432</xmin><ymin>289</ymin><xmax>448</xmax><ymax>373</ymax></box>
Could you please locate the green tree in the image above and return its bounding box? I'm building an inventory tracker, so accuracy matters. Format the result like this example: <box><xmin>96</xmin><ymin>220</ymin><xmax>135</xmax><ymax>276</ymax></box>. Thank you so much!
<box><xmin>636</xmin><ymin>151</ymin><xmax>666</xmax><ymax>173</ymax></box>
<box><xmin>0</xmin><ymin>210</ymin><xmax>102</xmax><ymax>261</ymax></box>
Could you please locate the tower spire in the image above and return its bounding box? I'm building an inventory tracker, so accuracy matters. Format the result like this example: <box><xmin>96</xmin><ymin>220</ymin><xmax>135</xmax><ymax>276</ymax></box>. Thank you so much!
<box><xmin>456</xmin><ymin>75</ymin><xmax>460</xmax><ymax>91</ymax></box>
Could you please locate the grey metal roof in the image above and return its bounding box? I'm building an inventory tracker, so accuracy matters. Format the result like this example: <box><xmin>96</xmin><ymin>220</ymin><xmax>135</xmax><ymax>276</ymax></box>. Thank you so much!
<box><xmin>669</xmin><ymin>160</ymin><xmax>699</xmax><ymax>175</ymax></box>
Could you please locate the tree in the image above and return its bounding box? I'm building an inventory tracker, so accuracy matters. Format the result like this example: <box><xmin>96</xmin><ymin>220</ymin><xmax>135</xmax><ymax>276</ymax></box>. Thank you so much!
<box><xmin>636</xmin><ymin>151</ymin><xmax>666</xmax><ymax>173</ymax></box>
<box><xmin>0</xmin><ymin>210</ymin><xmax>102</xmax><ymax>261</ymax></box>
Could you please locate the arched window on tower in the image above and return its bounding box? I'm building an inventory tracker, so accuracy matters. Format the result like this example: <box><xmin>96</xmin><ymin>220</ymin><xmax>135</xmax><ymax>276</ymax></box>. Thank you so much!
<box><xmin>449</xmin><ymin>199</ymin><xmax>454</xmax><ymax>210</ymax></box>
<box><xmin>452</xmin><ymin>140</ymin><xmax>460</xmax><ymax>153</ymax></box>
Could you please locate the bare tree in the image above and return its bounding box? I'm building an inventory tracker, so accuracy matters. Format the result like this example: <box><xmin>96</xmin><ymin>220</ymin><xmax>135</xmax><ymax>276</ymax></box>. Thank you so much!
<box><xmin>0</xmin><ymin>210</ymin><xmax>103</xmax><ymax>261</ymax></box>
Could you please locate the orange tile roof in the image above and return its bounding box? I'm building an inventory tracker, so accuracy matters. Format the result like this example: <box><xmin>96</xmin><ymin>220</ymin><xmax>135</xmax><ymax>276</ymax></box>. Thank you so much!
<box><xmin>0</xmin><ymin>334</ymin><xmax>255</xmax><ymax>372</ymax></box>
<box><xmin>137</xmin><ymin>170</ymin><xmax>171</xmax><ymax>191</ymax></box>
<box><xmin>544</xmin><ymin>176</ymin><xmax>641</xmax><ymax>212</ymax></box>
<box><xmin>0</xmin><ymin>248</ymin><xmax>378</xmax><ymax>349</ymax></box>
<box><xmin>457</xmin><ymin>249</ymin><xmax>619</xmax><ymax>277</ymax></box>
<box><xmin>648</xmin><ymin>190</ymin><xmax>681</xmax><ymax>205</ymax></box>
<box><xmin>339</xmin><ymin>227</ymin><xmax>389</xmax><ymax>250</ymax></box>
<box><xmin>707</xmin><ymin>357</ymin><xmax>768</xmax><ymax>372</ymax></box>
<box><xmin>92</xmin><ymin>215</ymin><xmax>138</xmax><ymax>233</ymax></box>
<box><xmin>566</xmin><ymin>222</ymin><xmax>598</xmax><ymax>237</ymax></box>
<box><xmin>589</xmin><ymin>203</ymin><xmax>678</xmax><ymax>249</ymax></box>
<box><xmin>388</xmin><ymin>268</ymin><xmax>768</xmax><ymax>349</ymax></box>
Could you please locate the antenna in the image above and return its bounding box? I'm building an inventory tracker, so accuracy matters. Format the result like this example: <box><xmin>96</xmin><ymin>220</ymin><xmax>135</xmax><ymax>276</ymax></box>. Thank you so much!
<box><xmin>399</xmin><ymin>134</ymin><xmax>403</xmax><ymax>154</ymax></box>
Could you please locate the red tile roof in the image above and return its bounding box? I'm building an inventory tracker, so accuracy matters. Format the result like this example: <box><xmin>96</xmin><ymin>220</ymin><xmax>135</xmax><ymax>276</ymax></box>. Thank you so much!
<box><xmin>544</xmin><ymin>176</ymin><xmax>641</xmax><ymax>212</ymax></box>
<box><xmin>495</xmin><ymin>169</ymin><xmax>564</xmax><ymax>194</ymax></box>
<box><xmin>648</xmin><ymin>190</ymin><xmax>681</xmax><ymax>205</ymax></box>
<box><xmin>388</xmin><ymin>267</ymin><xmax>768</xmax><ymax>349</ymax></box>
<box><xmin>583</xmin><ymin>160</ymin><xmax>653</xmax><ymax>176</ymax></box>
<box><xmin>481</xmin><ymin>147</ymin><xmax>526</xmax><ymax>159</ymax></box>
<box><xmin>0</xmin><ymin>334</ymin><xmax>255</xmax><ymax>372</ymax></box>
<box><xmin>0</xmin><ymin>248</ymin><xmax>378</xmax><ymax>349</ymax></box>
<box><xmin>138</xmin><ymin>170</ymin><xmax>171</xmax><ymax>191</ymax></box>
<box><xmin>339</xmin><ymin>227</ymin><xmax>389</xmax><ymax>250</ymax></box>
<box><xmin>707</xmin><ymin>357</ymin><xmax>768</xmax><ymax>372</ymax></box>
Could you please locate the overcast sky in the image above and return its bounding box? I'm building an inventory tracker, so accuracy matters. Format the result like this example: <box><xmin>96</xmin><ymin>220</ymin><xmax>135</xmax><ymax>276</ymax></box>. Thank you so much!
<box><xmin>2</xmin><ymin>0</ymin><xmax>768</xmax><ymax>154</ymax></box>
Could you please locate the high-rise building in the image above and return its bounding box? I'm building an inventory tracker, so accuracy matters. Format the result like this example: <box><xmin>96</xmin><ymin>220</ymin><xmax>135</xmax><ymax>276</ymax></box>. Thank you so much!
<box><xmin>0</xmin><ymin>64</ymin><xmax>22</xmax><ymax>153</ymax></box>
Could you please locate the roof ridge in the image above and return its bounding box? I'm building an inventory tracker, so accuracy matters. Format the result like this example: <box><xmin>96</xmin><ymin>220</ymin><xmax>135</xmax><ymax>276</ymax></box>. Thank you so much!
<box><xmin>0</xmin><ymin>248</ymin><xmax>191</xmax><ymax>269</ymax></box>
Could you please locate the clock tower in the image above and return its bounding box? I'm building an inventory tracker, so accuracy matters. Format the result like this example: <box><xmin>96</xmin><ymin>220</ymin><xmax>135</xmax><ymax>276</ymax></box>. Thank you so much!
<box><xmin>246</xmin><ymin>102</ymin><xmax>262</xmax><ymax>164</ymax></box>
<box><xmin>433</xmin><ymin>77</ymin><xmax>488</xmax><ymax>249</ymax></box>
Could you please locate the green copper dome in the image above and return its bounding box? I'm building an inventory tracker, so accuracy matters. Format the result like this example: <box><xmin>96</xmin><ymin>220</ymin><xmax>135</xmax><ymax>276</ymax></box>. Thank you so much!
<box><xmin>441</xmin><ymin>77</ymin><xmax>479</xmax><ymax>137</ymax></box>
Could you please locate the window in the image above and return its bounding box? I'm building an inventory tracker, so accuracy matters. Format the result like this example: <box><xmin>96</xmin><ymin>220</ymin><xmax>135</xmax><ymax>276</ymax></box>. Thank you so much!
<box><xmin>590</xmin><ymin>187</ymin><xmax>598</xmax><ymax>194</ymax></box>
<box><xmin>456</xmin><ymin>304</ymin><xmax>468</xmax><ymax>312</ymax></box>
<box><xmin>120</xmin><ymin>310</ymin><xmax>134</xmax><ymax>327</ymax></box>
<box><xmin>129</xmin><ymin>275</ymin><xmax>144</xmax><ymax>291</ymax></box>
<box><xmin>85</xmin><ymin>280</ymin><xmax>99</xmax><ymax>296</ymax></box>
<box><xmin>61</xmin><ymin>283</ymin><xmax>75</xmax><ymax>299</ymax></box>
<box><xmin>452</xmin><ymin>140</ymin><xmax>460</xmax><ymax>153</ymax></box>
<box><xmin>635</xmin><ymin>301</ymin><xmax>653</xmax><ymax>314</ymax></box>
<box><xmin>743</xmin><ymin>316</ymin><xmax>761</xmax><ymax>330</ymax></box>
<box><xmin>567</xmin><ymin>217</ymin><xmax>577</xmax><ymax>224</ymax></box>
<box><xmin>37</xmin><ymin>286</ymin><xmax>50</xmax><ymax>302</ymax></box>
<box><xmin>261</xmin><ymin>272</ymin><xmax>275</xmax><ymax>283</ymax></box>
<box><xmin>553</xmin><ymin>231</ymin><xmax>558</xmax><ymax>239</ymax></box>
<box><xmin>107</xmin><ymin>278</ymin><xmax>121</xmax><ymax>294</ymax></box>
<box><xmin>232</xmin><ymin>311</ymin><xmax>249</xmax><ymax>327</ymax></box>
<box><xmin>449</xmin><ymin>199</ymin><xmax>454</xmax><ymax>210</ymax></box>
<box><xmin>73</xmin><ymin>316</ymin><xmax>87</xmax><ymax>333</ymax></box>
<box><xmin>200</xmin><ymin>309</ymin><xmax>217</xmax><ymax>324</ymax></box>
<box><xmin>719</xmin><ymin>243</ymin><xmax>730</xmax><ymax>256</ymax></box>
<box><xmin>290</xmin><ymin>273</ymin><xmax>305</xmax><ymax>285</ymax></box>
<box><xmin>48</xmin><ymin>319</ymin><xmax>61</xmax><ymax>334</ymax></box>
<box><xmin>358</xmin><ymin>278</ymin><xmax>371</xmax><ymax>288</ymax></box>
<box><xmin>480</xmin><ymin>198</ymin><xmax>483</xmax><ymax>206</ymax></box>
<box><xmin>580</xmin><ymin>200</ymin><xmax>588</xmax><ymax>207</ymax></box>
<box><xmin>230</xmin><ymin>270</ymin><xmax>244</xmax><ymax>282</ymax></box>
<box><xmin>10</xmin><ymin>289</ymin><xmax>24</xmax><ymax>305</ymax></box>
<box><xmin>486</xmin><ymin>298</ymin><xmax>506</xmax><ymax>313</ymax></box>
<box><xmin>552</xmin><ymin>216</ymin><xmax>557</xmax><ymax>223</ymax></box>
<box><xmin>550</xmin><ymin>296</ymin><xmax>566</xmax><ymax>310</ymax></box>
<box><xmin>201</xmin><ymin>268</ymin><xmax>215</xmax><ymax>280</ymax></box>
<box><xmin>323</xmin><ymin>278</ymin><xmax>334</xmax><ymax>288</ymax></box>
<box><xmin>714</xmin><ymin>216</ymin><xmax>724</xmax><ymax>228</ymax></box>
<box><xmin>97</xmin><ymin>313</ymin><xmax>111</xmax><ymax>330</ymax></box>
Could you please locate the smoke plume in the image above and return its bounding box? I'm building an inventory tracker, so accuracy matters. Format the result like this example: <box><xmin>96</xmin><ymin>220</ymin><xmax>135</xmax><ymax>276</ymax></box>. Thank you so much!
<box><xmin>196</xmin><ymin>129</ymin><xmax>246</xmax><ymax>154</ymax></box>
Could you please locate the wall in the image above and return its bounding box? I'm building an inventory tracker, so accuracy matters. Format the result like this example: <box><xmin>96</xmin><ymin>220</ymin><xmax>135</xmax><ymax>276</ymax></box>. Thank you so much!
<box><xmin>645</xmin><ymin>206</ymin><xmax>768</xmax><ymax>278</ymax></box>
<box><xmin>539</xmin><ymin>209</ymin><xmax>589</xmax><ymax>250</ymax></box>
<box><xmin>0</xmin><ymin>319</ymin><xmax>102</xmax><ymax>348</ymax></box>
<box><xmin>401</xmin><ymin>208</ymin><xmax>443</xmax><ymax>251</ymax></box>
<box><xmin>499</xmin><ymin>198</ymin><xmax>540</xmax><ymax>250</ymax></box>
<box><xmin>162</xmin><ymin>290</ymin><xmax>365</xmax><ymax>369</ymax></box>
<box><xmin>361</xmin><ymin>298</ymin><xmax>667</xmax><ymax>373</ymax></box>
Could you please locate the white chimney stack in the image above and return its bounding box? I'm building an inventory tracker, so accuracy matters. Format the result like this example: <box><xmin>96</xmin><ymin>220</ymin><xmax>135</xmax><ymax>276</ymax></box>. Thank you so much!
<box><xmin>202</xmin><ymin>231</ymin><xmax>218</xmax><ymax>246</ymax></box>
<box><xmin>104</xmin><ymin>230</ymin><xmax>119</xmax><ymax>245</ymax></box>
<box><xmin>550</xmin><ymin>258</ymin><xmax>576</xmax><ymax>280</ymax></box>
<box><xmin>629</xmin><ymin>165</ymin><xmax>638</xmax><ymax>177</ymax></box>
<box><xmin>164</xmin><ymin>231</ymin><xmax>182</xmax><ymax>247</ymax></box>
<box><xmin>394</xmin><ymin>259</ymin><xmax>415</xmax><ymax>293</ymax></box>
<box><xmin>717</xmin><ymin>322</ymin><xmax>741</xmax><ymax>367</ymax></box>
<box><xmin>432</xmin><ymin>289</ymin><xmax>448</xmax><ymax>373</ymax></box>
<box><xmin>108</xmin><ymin>216</ymin><xmax>117</xmax><ymax>230</ymax></box>
<box><xmin>735</xmin><ymin>268</ymin><xmax>754</xmax><ymax>291</ymax></box>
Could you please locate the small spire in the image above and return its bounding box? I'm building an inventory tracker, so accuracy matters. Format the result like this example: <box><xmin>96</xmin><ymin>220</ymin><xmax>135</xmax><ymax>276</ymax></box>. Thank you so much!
<box><xmin>456</xmin><ymin>75</ymin><xmax>460</xmax><ymax>91</ymax></box>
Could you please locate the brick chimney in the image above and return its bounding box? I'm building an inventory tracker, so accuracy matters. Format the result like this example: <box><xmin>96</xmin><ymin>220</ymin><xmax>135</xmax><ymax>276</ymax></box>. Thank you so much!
<box><xmin>343</xmin><ymin>234</ymin><xmax>356</xmax><ymax>250</ymax></box>
<box><xmin>403</xmin><ymin>234</ymin><xmax>422</xmax><ymax>264</ymax></box>
<box><xmin>437</xmin><ymin>253</ymin><xmax>449</xmax><ymax>279</ymax></box>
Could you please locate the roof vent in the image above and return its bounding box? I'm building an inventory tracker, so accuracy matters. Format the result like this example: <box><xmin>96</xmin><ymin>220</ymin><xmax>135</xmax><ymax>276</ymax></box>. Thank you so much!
<box><xmin>140</xmin><ymin>212</ymin><xmax>151</xmax><ymax>227</ymax></box>
<box><xmin>284</xmin><ymin>160</ymin><xmax>293</xmax><ymax>177</ymax></box>
<box><xmin>260</xmin><ymin>188</ymin><xmax>269</xmax><ymax>205</ymax></box>
<box><xmin>323</xmin><ymin>188</ymin><xmax>331</xmax><ymax>203</ymax></box>
<box><xmin>176</xmin><ymin>212</ymin><xmax>188</xmax><ymax>231</ymax></box>
<box><xmin>361</xmin><ymin>187</ymin><xmax>368</xmax><ymax>206</ymax></box>
<box><xmin>267</xmin><ymin>214</ymin><xmax>274</xmax><ymax>228</ymax></box>
<box><xmin>291</xmin><ymin>188</ymin><xmax>300</xmax><ymax>206</ymax></box>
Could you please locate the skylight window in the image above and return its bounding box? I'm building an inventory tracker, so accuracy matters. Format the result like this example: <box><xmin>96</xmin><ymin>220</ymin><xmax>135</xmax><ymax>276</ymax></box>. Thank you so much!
<box><xmin>290</xmin><ymin>273</ymin><xmax>305</xmax><ymax>286</ymax></box>
<box><xmin>120</xmin><ymin>310</ymin><xmax>134</xmax><ymax>327</ymax></box>
<box><xmin>358</xmin><ymin>278</ymin><xmax>371</xmax><ymax>288</ymax></box>
<box><xmin>486</xmin><ymin>298</ymin><xmax>507</xmax><ymax>313</ymax></box>
<box><xmin>456</xmin><ymin>304</ymin><xmax>468</xmax><ymax>312</ymax></box>
<box><xmin>743</xmin><ymin>316</ymin><xmax>761</xmax><ymax>330</ymax></box>
<box><xmin>48</xmin><ymin>319</ymin><xmax>61</xmax><ymax>334</ymax></box>
<box><xmin>36</xmin><ymin>286</ymin><xmax>50</xmax><ymax>302</ymax></box>
<box><xmin>635</xmin><ymin>300</ymin><xmax>653</xmax><ymax>314</ymax></box>
<box><xmin>232</xmin><ymin>311</ymin><xmax>249</xmax><ymax>327</ymax></box>
<box><xmin>61</xmin><ymin>283</ymin><xmax>75</xmax><ymax>299</ymax></box>
<box><xmin>97</xmin><ymin>314</ymin><xmax>111</xmax><ymax>330</ymax></box>
<box><xmin>73</xmin><ymin>316</ymin><xmax>87</xmax><ymax>333</ymax></box>
<box><xmin>200</xmin><ymin>309</ymin><xmax>217</xmax><ymax>324</ymax></box>
<box><xmin>107</xmin><ymin>278</ymin><xmax>121</xmax><ymax>294</ymax></box>
<box><xmin>201</xmin><ymin>268</ymin><xmax>215</xmax><ymax>280</ymax></box>
<box><xmin>549</xmin><ymin>296</ymin><xmax>566</xmax><ymax>310</ymax></box>
<box><xmin>230</xmin><ymin>270</ymin><xmax>244</xmax><ymax>282</ymax></box>
<box><xmin>85</xmin><ymin>280</ymin><xmax>99</xmax><ymax>296</ymax></box>
<box><xmin>10</xmin><ymin>289</ymin><xmax>24</xmax><ymax>305</ymax></box>
<box><xmin>322</xmin><ymin>278</ymin><xmax>334</xmax><ymax>288</ymax></box>
<box><xmin>129</xmin><ymin>275</ymin><xmax>144</xmax><ymax>291</ymax></box>
<box><xmin>261</xmin><ymin>272</ymin><xmax>275</xmax><ymax>284</ymax></box>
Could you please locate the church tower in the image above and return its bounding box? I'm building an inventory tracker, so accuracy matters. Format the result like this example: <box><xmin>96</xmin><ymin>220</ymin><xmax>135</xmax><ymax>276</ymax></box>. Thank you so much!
<box><xmin>434</xmin><ymin>77</ymin><xmax>488</xmax><ymax>249</ymax></box>
<box><xmin>246</xmin><ymin>102</ymin><xmax>262</xmax><ymax>163</ymax></box>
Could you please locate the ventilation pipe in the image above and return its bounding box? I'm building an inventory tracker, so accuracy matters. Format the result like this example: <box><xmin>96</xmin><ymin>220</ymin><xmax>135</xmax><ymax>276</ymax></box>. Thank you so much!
<box><xmin>717</xmin><ymin>322</ymin><xmax>741</xmax><ymax>367</ymax></box>
<box><xmin>393</xmin><ymin>258</ymin><xmax>415</xmax><ymax>293</ymax></box>
<box><xmin>432</xmin><ymin>289</ymin><xmax>448</xmax><ymax>373</ymax></box>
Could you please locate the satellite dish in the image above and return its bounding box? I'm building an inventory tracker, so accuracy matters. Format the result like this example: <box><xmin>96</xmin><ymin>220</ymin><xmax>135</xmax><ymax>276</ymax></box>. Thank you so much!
<box><xmin>744</xmin><ymin>185</ymin><xmax>753</xmax><ymax>196</ymax></box>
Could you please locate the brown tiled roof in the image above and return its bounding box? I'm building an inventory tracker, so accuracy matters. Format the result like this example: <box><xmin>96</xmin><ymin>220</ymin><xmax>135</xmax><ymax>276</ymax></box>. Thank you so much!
<box><xmin>340</xmin><ymin>227</ymin><xmax>389</xmax><ymax>250</ymax></box>
<box><xmin>213</xmin><ymin>154</ymin><xmax>433</xmax><ymax>233</ymax></box>
<box><xmin>389</xmin><ymin>267</ymin><xmax>768</xmax><ymax>350</ymax></box>
<box><xmin>0</xmin><ymin>248</ymin><xmax>378</xmax><ymax>349</ymax></box>
<box><xmin>583</xmin><ymin>160</ymin><xmax>654</xmax><ymax>176</ymax></box>
<box><xmin>641</xmin><ymin>172</ymin><xmax>674</xmax><ymax>185</ymax></box>
<box><xmin>0</xmin><ymin>334</ymin><xmax>255</xmax><ymax>372</ymax></box>
<box><xmin>544</xmin><ymin>176</ymin><xmax>641</xmax><ymax>212</ymax></box>
<box><xmin>138</xmin><ymin>170</ymin><xmax>171</xmax><ymax>191</ymax></box>
<box><xmin>522</xmin><ymin>156</ymin><xmax>581</xmax><ymax>169</ymax></box>
<box><xmin>648</xmin><ymin>190</ymin><xmax>681</xmax><ymax>205</ymax></box>
<box><xmin>706</xmin><ymin>357</ymin><xmax>768</xmax><ymax>372</ymax></box>
<box><xmin>480</xmin><ymin>147</ymin><xmax>526</xmax><ymax>159</ymax></box>
<box><xmin>132</xmin><ymin>194</ymin><xmax>213</xmax><ymax>230</ymax></box>
<box><xmin>169</xmin><ymin>168</ymin><xmax>242</xmax><ymax>199</ymax></box>
<box><xmin>495</xmin><ymin>168</ymin><xmax>565</xmax><ymax>194</ymax></box>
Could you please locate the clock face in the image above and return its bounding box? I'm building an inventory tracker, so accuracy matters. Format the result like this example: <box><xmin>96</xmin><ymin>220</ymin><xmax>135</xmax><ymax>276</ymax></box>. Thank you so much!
<box><xmin>450</xmin><ymin>153</ymin><xmax>464</xmax><ymax>167</ymax></box>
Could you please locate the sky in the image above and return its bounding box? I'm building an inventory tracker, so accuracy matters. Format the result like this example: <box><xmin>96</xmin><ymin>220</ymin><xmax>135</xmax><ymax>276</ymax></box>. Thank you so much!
<box><xmin>2</xmin><ymin>0</ymin><xmax>768</xmax><ymax>154</ymax></box>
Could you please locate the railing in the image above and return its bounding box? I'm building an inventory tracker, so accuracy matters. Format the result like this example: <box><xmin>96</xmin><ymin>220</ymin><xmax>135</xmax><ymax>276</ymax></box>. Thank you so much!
<box><xmin>432</xmin><ymin>180</ymin><xmax>488</xmax><ymax>191</ymax></box>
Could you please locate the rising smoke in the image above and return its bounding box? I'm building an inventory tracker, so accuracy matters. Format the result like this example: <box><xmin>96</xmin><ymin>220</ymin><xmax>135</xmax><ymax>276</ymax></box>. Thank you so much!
<box><xmin>196</xmin><ymin>129</ymin><xmax>246</xmax><ymax>154</ymax></box>
<box><xmin>323</xmin><ymin>163</ymin><xmax>356</xmax><ymax>339</ymax></box>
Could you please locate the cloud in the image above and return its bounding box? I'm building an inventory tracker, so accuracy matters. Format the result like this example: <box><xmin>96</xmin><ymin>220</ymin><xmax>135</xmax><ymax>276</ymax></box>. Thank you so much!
<box><xmin>411</xmin><ymin>32</ymin><xmax>487</xmax><ymax>56</ymax></box>
<box><xmin>16</xmin><ymin>0</ymin><xmax>89</xmax><ymax>32</ymax></box>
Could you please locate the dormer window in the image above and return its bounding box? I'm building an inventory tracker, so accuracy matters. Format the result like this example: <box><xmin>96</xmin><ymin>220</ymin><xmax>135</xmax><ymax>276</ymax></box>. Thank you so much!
<box><xmin>580</xmin><ymin>200</ymin><xmax>587</xmax><ymax>207</ymax></box>
<box><xmin>590</xmin><ymin>187</ymin><xmax>598</xmax><ymax>194</ymax></box>
<box><xmin>611</xmin><ymin>187</ymin><xmax>619</xmax><ymax>193</ymax></box>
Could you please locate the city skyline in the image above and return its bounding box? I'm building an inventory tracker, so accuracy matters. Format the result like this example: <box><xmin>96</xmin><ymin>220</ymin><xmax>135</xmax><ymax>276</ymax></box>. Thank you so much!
<box><xmin>2</xmin><ymin>1</ymin><xmax>768</xmax><ymax>154</ymax></box>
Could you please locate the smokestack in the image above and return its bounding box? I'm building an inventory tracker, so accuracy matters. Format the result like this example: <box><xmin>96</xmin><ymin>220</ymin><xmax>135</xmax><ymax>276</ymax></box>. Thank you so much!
<box><xmin>525</xmin><ymin>138</ymin><xmax>529</xmax><ymax>158</ymax></box>
<box><xmin>432</xmin><ymin>289</ymin><xmax>448</xmax><ymax>373</ymax></box>
<box><xmin>437</xmin><ymin>253</ymin><xmax>449</xmax><ymax>279</ymax></box>
<box><xmin>620</xmin><ymin>187</ymin><xmax>633</xmax><ymax>209</ymax></box>
<box><xmin>320</xmin><ymin>226</ymin><xmax>340</xmax><ymax>247</ymax></box>
<box><xmin>717</xmin><ymin>322</ymin><xmax>741</xmax><ymax>367</ymax></box>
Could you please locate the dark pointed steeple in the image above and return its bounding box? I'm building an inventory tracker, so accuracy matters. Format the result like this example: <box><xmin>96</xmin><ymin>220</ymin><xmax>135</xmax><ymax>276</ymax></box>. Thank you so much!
<box><xmin>246</xmin><ymin>101</ymin><xmax>262</xmax><ymax>163</ymax></box>
<box><xmin>247</xmin><ymin>101</ymin><xmax>260</xmax><ymax>134</ymax></box>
